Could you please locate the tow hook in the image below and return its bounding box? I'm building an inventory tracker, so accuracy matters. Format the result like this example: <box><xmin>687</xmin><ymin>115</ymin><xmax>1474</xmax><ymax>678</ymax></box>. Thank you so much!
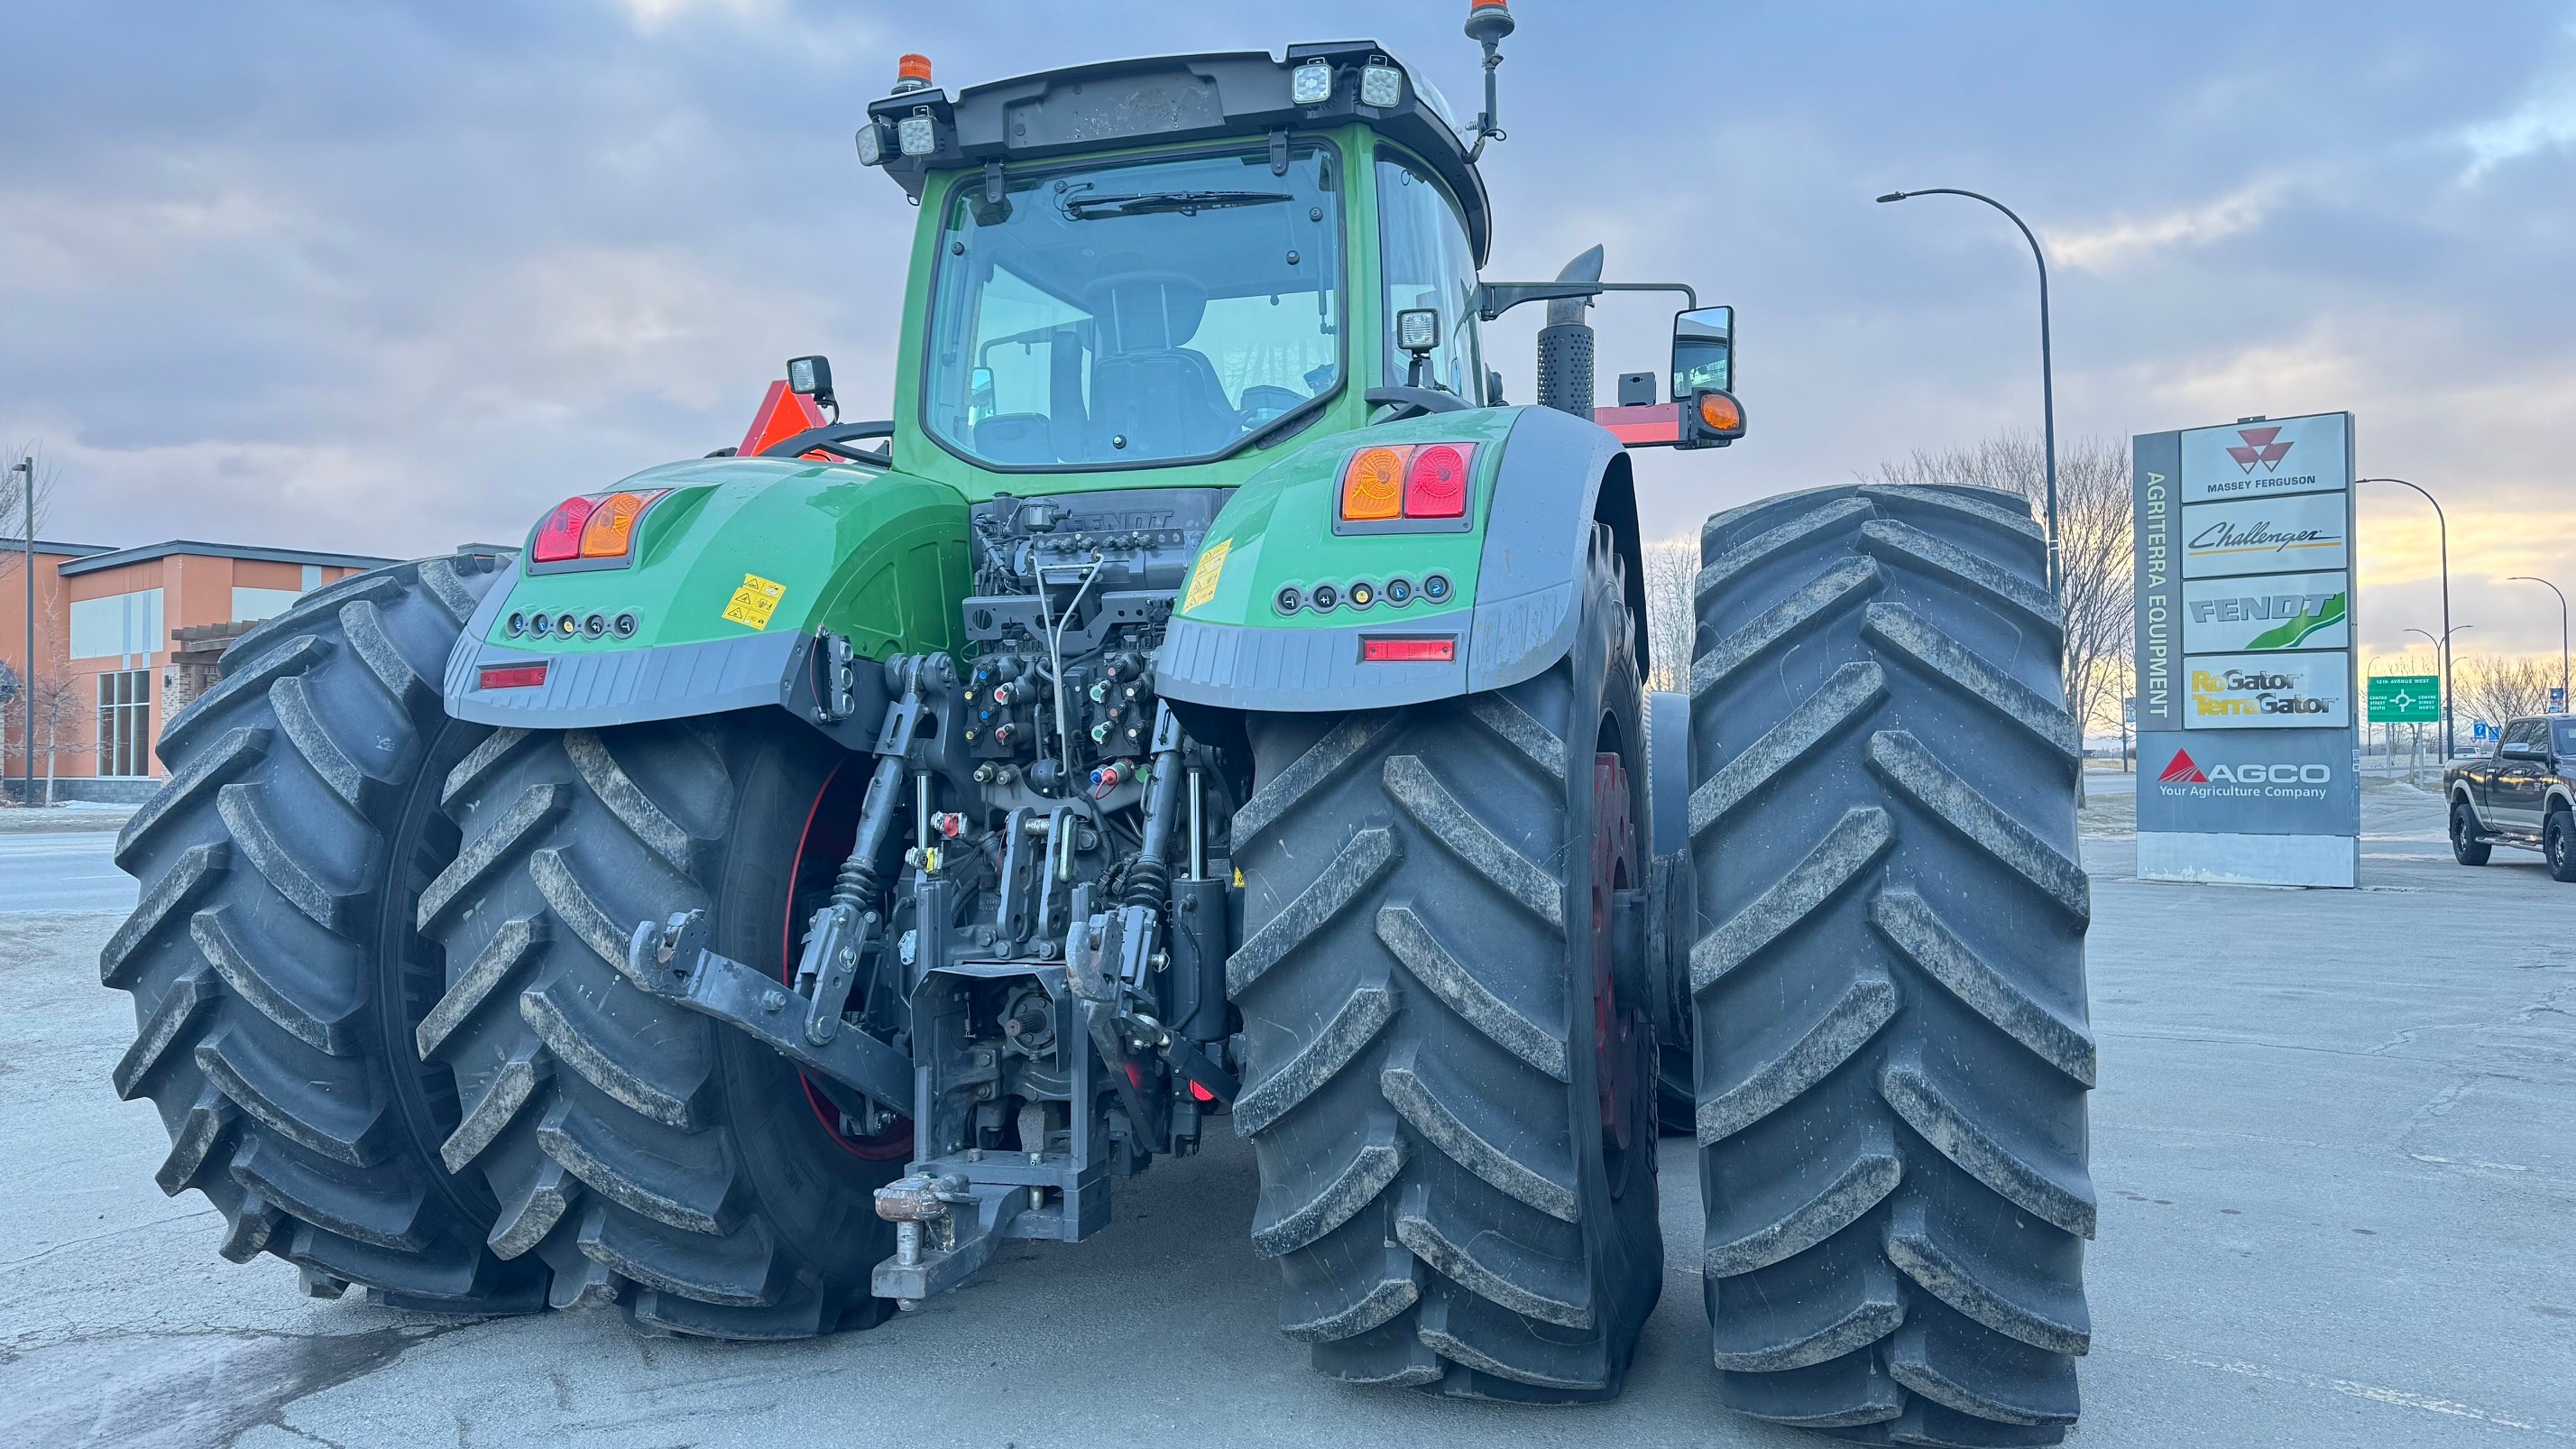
<box><xmin>871</xmin><ymin>1172</ymin><xmax>1031</xmax><ymax>1309</ymax></box>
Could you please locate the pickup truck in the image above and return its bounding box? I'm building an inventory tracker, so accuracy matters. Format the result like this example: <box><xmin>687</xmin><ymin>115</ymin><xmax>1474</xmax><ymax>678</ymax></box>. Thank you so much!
<box><xmin>2446</xmin><ymin>715</ymin><xmax>2576</xmax><ymax>881</ymax></box>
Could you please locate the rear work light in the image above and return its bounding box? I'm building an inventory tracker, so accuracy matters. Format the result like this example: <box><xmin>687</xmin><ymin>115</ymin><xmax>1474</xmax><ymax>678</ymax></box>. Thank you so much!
<box><xmin>1339</xmin><ymin>442</ymin><xmax>1477</xmax><ymax>525</ymax></box>
<box><xmin>1362</xmin><ymin>636</ymin><xmax>1456</xmax><ymax>663</ymax></box>
<box><xmin>530</xmin><ymin>489</ymin><xmax>667</xmax><ymax>565</ymax></box>
<box><xmin>479</xmin><ymin>662</ymin><xmax>549</xmax><ymax>690</ymax></box>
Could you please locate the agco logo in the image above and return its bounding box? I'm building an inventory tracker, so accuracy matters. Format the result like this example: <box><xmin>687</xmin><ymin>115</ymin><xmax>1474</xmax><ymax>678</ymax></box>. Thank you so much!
<box><xmin>2226</xmin><ymin>426</ymin><xmax>2295</xmax><ymax>474</ymax></box>
<box><xmin>2160</xmin><ymin>749</ymin><xmax>2332</xmax><ymax>786</ymax></box>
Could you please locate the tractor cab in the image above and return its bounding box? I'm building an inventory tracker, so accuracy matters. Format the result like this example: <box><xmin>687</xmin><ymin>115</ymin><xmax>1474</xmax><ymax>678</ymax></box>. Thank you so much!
<box><xmin>853</xmin><ymin>41</ymin><xmax>1498</xmax><ymax>487</ymax></box>
<box><xmin>843</xmin><ymin>33</ymin><xmax>1738</xmax><ymax>493</ymax></box>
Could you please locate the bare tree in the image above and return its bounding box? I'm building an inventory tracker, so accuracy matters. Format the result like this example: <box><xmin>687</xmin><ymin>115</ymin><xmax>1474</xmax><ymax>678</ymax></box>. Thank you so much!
<box><xmin>26</xmin><ymin>664</ymin><xmax>91</xmax><ymax>805</ymax></box>
<box><xmin>1868</xmin><ymin>432</ymin><xmax>2136</xmax><ymax>797</ymax></box>
<box><xmin>2454</xmin><ymin>655</ymin><xmax>2556</xmax><ymax>732</ymax></box>
<box><xmin>0</xmin><ymin>441</ymin><xmax>61</xmax><ymax>587</ymax></box>
<box><xmin>1642</xmin><ymin>535</ymin><xmax>1697</xmax><ymax>695</ymax></box>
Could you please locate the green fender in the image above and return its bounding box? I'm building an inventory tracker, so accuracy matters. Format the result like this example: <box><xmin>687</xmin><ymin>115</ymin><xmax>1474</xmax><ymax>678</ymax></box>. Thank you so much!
<box><xmin>1155</xmin><ymin>402</ymin><xmax>1642</xmax><ymax>713</ymax></box>
<box><xmin>442</xmin><ymin>457</ymin><xmax>971</xmax><ymax>740</ymax></box>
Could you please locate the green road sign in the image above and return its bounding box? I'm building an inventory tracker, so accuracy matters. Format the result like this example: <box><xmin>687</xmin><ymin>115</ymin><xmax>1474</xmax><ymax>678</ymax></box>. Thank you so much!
<box><xmin>2368</xmin><ymin>674</ymin><xmax>2440</xmax><ymax>723</ymax></box>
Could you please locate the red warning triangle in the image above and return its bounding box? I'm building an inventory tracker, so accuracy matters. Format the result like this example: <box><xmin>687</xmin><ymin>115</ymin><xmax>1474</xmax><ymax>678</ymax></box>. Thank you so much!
<box><xmin>2158</xmin><ymin>749</ymin><xmax>2207</xmax><ymax>784</ymax></box>
<box><xmin>738</xmin><ymin>380</ymin><xmax>827</xmax><ymax>457</ymax></box>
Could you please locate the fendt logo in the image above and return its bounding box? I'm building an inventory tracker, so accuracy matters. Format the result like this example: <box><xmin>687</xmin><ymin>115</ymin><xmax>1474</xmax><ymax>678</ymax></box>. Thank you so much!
<box><xmin>2159</xmin><ymin>749</ymin><xmax>2332</xmax><ymax>788</ymax></box>
<box><xmin>2227</xmin><ymin>426</ymin><xmax>2295</xmax><ymax>474</ymax></box>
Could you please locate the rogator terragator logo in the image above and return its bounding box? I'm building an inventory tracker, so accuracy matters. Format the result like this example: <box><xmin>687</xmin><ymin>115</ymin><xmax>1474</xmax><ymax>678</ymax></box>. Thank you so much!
<box><xmin>2226</xmin><ymin>426</ymin><xmax>2295</xmax><ymax>474</ymax></box>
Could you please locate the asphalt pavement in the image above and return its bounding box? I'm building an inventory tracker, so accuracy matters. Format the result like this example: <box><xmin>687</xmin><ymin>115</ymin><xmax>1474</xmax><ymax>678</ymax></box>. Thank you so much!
<box><xmin>0</xmin><ymin>831</ymin><xmax>138</xmax><ymax>914</ymax></box>
<box><xmin>1</xmin><ymin>788</ymin><xmax>2567</xmax><ymax>1448</ymax></box>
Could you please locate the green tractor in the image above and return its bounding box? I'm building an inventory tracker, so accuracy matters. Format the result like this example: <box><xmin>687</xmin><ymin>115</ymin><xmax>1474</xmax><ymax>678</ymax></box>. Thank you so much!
<box><xmin>106</xmin><ymin>5</ymin><xmax>2094</xmax><ymax>1441</ymax></box>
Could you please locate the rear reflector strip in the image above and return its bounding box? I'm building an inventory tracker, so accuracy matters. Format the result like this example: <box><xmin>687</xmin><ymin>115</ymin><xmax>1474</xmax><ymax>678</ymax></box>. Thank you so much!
<box><xmin>1361</xmin><ymin>636</ymin><xmax>1456</xmax><ymax>663</ymax></box>
<box><xmin>478</xmin><ymin>663</ymin><xmax>550</xmax><ymax>690</ymax></box>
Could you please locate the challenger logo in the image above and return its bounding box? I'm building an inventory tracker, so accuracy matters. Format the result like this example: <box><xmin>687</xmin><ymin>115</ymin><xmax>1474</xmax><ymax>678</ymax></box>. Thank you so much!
<box><xmin>2226</xmin><ymin>426</ymin><xmax>2295</xmax><ymax>474</ymax></box>
<box><xmin>2160</xmin><ymin>749</ymin><xmax>2207</xmax><ymax>784</ymax></box>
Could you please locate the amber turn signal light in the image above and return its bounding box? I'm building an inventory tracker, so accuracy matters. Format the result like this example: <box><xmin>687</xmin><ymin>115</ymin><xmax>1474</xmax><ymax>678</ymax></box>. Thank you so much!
<box><xmin>1696</xmin><ymin>391</ymin><xmax>1744</xmax><ymax>434</ymax></box>
<box><xmin>1340</xmin><ymin>445</ymin><xmax>1409</xmax><ymax>521</ymax></box>
<box><xmin>579</xmin><ymin>490</ymin><xmax>664</xmax><ymax>558</ymax></box>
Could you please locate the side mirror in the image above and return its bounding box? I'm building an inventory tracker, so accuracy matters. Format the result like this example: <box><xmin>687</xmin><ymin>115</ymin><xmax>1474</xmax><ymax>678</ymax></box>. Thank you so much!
<box><xmin>1672</xmin><ymin>306</ymin><xmax>1742</xmax><ymax>449</ymax></box>
<box><xmin>1670</xmin><ymin>306</ymin><xmax>1732</xmax><ymax>397</ymax></box>
<box><xmin>2503</xmin><ymin>741</ymin><xmax>2539</xmax><ymax>760</ymax></box>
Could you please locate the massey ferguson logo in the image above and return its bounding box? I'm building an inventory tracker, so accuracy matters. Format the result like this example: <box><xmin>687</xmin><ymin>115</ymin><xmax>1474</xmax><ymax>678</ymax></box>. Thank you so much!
<box><xmin>2159</xmin><ymin>749</ymin><xmax>2332</xmax><ymax>787</ymax></box>
<box><xmin>2227</xmin><ymin>427</ymin><xmax>2295</xmax><ymax>474</ymax></box>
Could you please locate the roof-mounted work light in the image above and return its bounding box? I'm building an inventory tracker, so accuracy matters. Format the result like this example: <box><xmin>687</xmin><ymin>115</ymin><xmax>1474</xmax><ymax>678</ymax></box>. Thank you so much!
<box><xmin>897</xmin><ymin>108</ymin><xmax>937</xmax><ymax>157</ymax></box>
<box><xmin>1291</xmin><ymin>60</ymin><xmax>1333</xmax><ymax>106</ymax></box>
<box><xmin>1359</xmin><ymin>56</ymin><xmax>1404</xmax><ymax>108</ymax></box>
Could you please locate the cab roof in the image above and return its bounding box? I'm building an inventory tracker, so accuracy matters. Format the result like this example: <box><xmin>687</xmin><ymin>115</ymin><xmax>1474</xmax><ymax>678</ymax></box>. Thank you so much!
<box><xmin>862</xmin><ymin>42</ymin><xmax>1493</xmax><ymax>265</ymax></box>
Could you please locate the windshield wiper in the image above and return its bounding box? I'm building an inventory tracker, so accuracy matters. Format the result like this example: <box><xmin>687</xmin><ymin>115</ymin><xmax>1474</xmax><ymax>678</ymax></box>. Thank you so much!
<box><xmin>1061</xmin><ymin>189</ymin><xmax>1293</xmax><ymax>220</ymax></box>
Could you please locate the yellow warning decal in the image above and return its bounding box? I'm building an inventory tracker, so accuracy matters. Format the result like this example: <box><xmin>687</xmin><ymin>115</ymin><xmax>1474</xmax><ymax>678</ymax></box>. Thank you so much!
<box><xmin>722</xmin><ymin>573</ymin><xmax>787</xmax><ymax>630</ymax></box>
<box><xmin>1183</xmin><ymin>538</ymin><xmax>1230</xmax><ymax>613</ymax></box>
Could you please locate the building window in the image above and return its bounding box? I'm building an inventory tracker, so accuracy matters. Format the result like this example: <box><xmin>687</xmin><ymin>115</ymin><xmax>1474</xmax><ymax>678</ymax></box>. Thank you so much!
<box><xmin>97</xmin><ymin>669</ymin><xmax>153</xmax><ymax>778</ymax></box>
<box><xmin>232</xmin><ymin>586</ymin><xmax>305</xmax><ymax>623</ymax></box>
<box><xmin>69</xmin><ymin>588</ymin><xmax>165</xmax><ymax>663</ymax></box>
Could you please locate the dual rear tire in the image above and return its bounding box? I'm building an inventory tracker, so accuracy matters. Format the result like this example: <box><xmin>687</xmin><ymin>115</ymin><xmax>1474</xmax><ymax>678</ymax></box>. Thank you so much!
<box><xmin>108</xmin><ymin>558</ymin><xmax>895</xmax><ymax>1335</ymax></box>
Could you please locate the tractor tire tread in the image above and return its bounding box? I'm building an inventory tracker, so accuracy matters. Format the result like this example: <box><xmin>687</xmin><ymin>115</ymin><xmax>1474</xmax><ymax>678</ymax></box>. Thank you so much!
<box><xmin>1690</xmin><ymin>483</ymin><xmax>2093</xmax><ymax>1445</ymax></box>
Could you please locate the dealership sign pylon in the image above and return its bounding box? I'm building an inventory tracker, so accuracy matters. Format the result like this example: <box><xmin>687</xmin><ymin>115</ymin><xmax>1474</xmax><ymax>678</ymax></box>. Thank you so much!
<box><xmin>2132</xmin><ymin>411</ymin><xmax>2360</xmax><ymax>887</ymax></box>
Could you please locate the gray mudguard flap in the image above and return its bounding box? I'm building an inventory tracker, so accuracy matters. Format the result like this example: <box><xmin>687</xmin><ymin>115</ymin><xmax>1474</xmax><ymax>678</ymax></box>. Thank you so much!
<box><xmin>442</xmin><ymin>558</ymin><xmax>888</xmax><ymax>749</ymax></box>
<box><xmin>1155</xmin><ymin>404</ymin><xmax>1630</xmax><ymax>713</ymax></box>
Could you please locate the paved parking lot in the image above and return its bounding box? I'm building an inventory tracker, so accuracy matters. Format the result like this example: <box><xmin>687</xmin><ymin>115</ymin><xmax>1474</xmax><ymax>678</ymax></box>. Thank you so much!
<box><xmin>0</xmin><ymin>831</ymin><xmax>137</xmax><ymax>915</ymax></box>
<box><xmin>3</xmin><ymin>784</ymin><xmax>2568</xmax><ymax>1449</ymax></box>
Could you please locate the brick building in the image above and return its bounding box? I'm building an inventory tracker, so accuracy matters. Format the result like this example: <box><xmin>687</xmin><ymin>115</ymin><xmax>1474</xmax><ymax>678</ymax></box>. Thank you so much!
<box><xmin>2</xmin><ymin>539</ymin><xmax>395</xmax><ymax>803</ymax></box>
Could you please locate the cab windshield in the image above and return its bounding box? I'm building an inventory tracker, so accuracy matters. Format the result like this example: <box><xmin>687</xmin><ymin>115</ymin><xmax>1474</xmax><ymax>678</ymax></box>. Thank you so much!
<box><xmin>923</xmin><ymin>143</ymin><xmax>1344</xmax><ymax>469</ymax></box>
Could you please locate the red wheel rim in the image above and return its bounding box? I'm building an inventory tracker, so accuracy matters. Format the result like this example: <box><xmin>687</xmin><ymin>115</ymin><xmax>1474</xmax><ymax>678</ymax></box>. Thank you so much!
<box><xmin>786</xmin><ymin>760</ymin><xmax>913</xmax><ymax>1160</ymax></box>
<box><xmin>1590</xmin><ymin>751</ymin><xmax>1642</xmax><ymax>1158</ymax></box>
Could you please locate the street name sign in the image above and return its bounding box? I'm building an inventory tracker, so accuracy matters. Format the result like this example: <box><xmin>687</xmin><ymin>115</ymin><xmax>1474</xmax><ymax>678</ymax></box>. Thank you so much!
<box><xmin>2367</xmin><ymin>675</ymin><xmax>2440</xmax><ymax>724</ymax></box>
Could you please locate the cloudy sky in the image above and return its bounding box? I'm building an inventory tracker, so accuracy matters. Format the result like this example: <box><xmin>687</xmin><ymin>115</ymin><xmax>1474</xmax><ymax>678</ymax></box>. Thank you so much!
<box><xmin>5</xmin><ymin>0</ymin><xmax>2573</xmax><ymax>664</ymax></box>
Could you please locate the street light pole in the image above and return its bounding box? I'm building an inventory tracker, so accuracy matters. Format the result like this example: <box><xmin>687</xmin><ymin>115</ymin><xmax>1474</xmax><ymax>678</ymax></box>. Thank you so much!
<box><xmin>1877</xmin><ymin>187</ymin><xmax>2060</xmax><ymax>595</ymax></box>
<box><xmin>14</xmin><ymin>457</ymin><xmax>32</xmax><ymax>809</ymax></box>
<box><xmin>2507</xmin><ymin>575</ymin><xmax>2569</xmax><ymax>712</ymax></box>
<box><xmin>2361</xmin><ymin>478</ymin><xmax>2453</xmax><ymax>759</ymax></box>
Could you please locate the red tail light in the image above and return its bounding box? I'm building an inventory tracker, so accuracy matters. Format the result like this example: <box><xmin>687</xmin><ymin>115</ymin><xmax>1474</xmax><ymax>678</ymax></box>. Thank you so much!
<box><xmin>531</xmin><ymin>497</ymin><xmax>594</xmax><ymax>562</ymax></box>
<box><xmin>1362</xmin><ymin>636</ymin><xmax>1456</xmax><ymax>663</ymax></box>
<box><xmin>479</xmin><ymin>662</ymin><xmax>549</xmax><ymax>690</ymax></box>
<box><xmin>1403</xmin><ymin>443</ymin><xmax>1473</xmax><ymax>518</ymax></box>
